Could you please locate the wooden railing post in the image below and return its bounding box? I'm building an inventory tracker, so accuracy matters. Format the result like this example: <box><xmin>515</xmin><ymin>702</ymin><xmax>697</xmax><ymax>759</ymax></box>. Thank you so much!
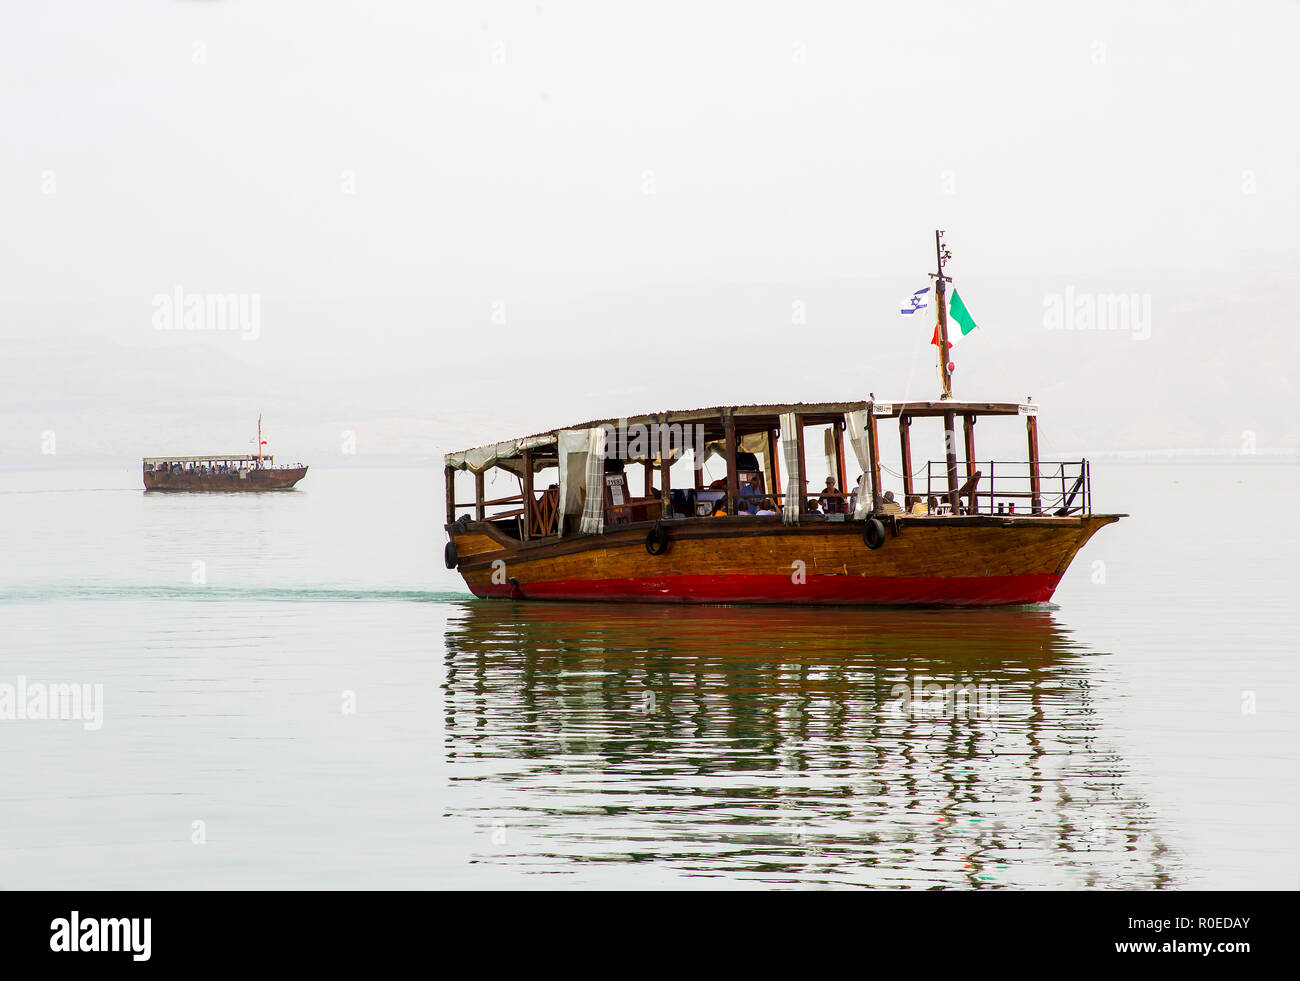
<box><xmin>474</xmin><ymin>471</ymin><xmax>485</xmax><ymax>521</ymax></box>
<box><xmin>444</xmin><ymin>467</ymin><xmax>456</xmax><ymax>526</ymax></box>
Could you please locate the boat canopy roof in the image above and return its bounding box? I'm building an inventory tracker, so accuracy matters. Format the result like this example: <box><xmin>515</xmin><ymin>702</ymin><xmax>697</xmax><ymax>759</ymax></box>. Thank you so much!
<box><xmin>143</xmin><ymin>454</ymin><xmax>271</xmax><ymax>464</ymax></box>
<box><xmin>445</xmin><ymin>399</ymin><xmax>1036</xmax><ymax>471</ymax></box>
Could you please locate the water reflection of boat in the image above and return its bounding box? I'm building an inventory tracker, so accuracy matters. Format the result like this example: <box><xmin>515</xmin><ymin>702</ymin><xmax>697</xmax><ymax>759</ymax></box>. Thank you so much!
<box><xmin>442</xmin><ymin>600</ymin><xmax>1174</xmax><ymax>889</ymax></box>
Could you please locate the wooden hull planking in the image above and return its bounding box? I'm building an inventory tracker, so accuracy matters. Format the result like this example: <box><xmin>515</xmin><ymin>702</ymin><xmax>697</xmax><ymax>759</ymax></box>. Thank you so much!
<box><xmin>450</xmin><ymin>515</ymin><xmax>1119</xmax><ymax>607</ymax></box>
<box><xmin>143</xmin><ymin>467</ymin><xmax>308</xmax><ymax>492</ymax></box>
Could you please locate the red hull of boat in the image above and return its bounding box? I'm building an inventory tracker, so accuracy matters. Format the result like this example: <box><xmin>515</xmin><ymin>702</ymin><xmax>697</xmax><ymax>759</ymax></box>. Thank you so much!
<box><xmin>468</xmin><ymin>572</ymin><xmax>1061</xmax><ymax>606</ymax></box>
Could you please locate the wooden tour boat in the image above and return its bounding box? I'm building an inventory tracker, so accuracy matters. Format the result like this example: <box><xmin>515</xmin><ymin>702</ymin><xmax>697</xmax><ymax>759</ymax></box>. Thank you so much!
<box><xmin>443</xmin><ymin>233</ymin><xmax>1123</xmax><ymax>607</ymax></box>
<box><xmin>143</xmin><ymin>416</ymin><xmax>308</xmax><ymax>492</ymax></box>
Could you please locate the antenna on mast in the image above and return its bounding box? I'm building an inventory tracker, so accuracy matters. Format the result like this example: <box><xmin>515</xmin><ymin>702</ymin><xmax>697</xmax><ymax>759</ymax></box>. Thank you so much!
<box><xmin>257</xmin><ymin>414</ymin><xmax>263</xmax><ymax>470</ymax></box>
<box><xmin>930</xmin><ymin>230</ymin><xmax>954</xmax><ymax>399</ymax></box>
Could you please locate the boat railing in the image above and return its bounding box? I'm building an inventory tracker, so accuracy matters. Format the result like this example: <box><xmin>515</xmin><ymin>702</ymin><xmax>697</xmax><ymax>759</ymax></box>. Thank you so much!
<box><xmin>450</xmin><ymin>493</ymin><xmax>525</xmax><ymax>520</ymax></box>
<box><xmin>923</xmin><ymin>459</ymin><xmax>1092</xmax><ymax>516</ymax></box>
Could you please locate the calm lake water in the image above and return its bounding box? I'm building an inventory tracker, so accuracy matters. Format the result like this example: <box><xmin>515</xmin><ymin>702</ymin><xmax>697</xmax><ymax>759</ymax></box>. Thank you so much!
<box><xmin>0</xmin><ymin>461</ymin><xmax>1294</xmax><ymax>889</ymax></box>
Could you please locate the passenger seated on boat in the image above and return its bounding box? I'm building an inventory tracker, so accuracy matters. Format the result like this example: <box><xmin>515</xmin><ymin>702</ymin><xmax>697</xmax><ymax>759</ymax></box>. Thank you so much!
<box><xmin>880</xmin><ymin>490</ymin><xmax>905</xmax><ymax>515</ymax></box>
<box><xmin>755</xmin><ymin>498</ymin><xmax>778</xmax><ymax>516</ymax></box>
<box><xmin>711</xmin><ymin>501</ymin><xmax>729</xmax><ymax>517</ymax></box>
<box><xmin>908</xmin><ymin>495</ymin><xmax>930</xmax><ymax>515</ymax></box>
<box><xmin>739</xmin><ymin>475</ymin><xmax>762</xmax><ymax>514</ymax></box>
<box><xmin>819</xmin><ymin>477</ymin><xmax>845</xmax><ymax>514</ymax></box>
<box><xmin>806</xmin><ymin>498</ymin><xmax>821</xmax><ymax>514</ymax></box>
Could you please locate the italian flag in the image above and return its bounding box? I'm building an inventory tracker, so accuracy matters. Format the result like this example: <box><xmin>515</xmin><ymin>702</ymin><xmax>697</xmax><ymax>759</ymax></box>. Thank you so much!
<box><xmin>930</xmin><ymin>289</ymin><xmax>979</xmax><ymax>350</ymax></box>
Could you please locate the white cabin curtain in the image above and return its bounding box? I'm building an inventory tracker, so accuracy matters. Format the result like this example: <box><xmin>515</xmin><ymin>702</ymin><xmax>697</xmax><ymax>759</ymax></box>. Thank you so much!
<box><xmin>579</xmin><ymin>427</ymin><xmax>607</xmax><ymax>534</ymax></box>
<box><xmin>845</xmin><ymin>410</ymin><xmax>873</xmax><ymax>520</ymax></box>
<box><xmin>779</xmin><ymin>412</ymin><xmax>801</xmax><ymax>525</ymax></box>
<box><xmin>557</xmin><ymin>428</ymin><xmax>607</xmax><ymax>536</ymax></box>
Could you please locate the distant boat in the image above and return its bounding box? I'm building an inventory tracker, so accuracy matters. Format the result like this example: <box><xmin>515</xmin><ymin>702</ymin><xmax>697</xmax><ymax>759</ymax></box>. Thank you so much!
<box><xmin>440</xmin><ymin>232</ymin><xmax>1124</xmax><ymax>607</ymax></box>
<box><xmin>143</xmin><ymin>416</ymin><xmax>308</xmax><ymax>492</ymax></box>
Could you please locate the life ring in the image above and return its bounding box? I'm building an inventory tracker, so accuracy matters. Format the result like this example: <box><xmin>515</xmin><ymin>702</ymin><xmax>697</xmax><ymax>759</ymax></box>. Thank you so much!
<box><xmin>863</xmin><ymin>517</ymin><xmax>886</xmax><ymax>550</ymax></box>
<box><xmin>645</xmin><ymin>523</ymin><xmax>669</xmax><ymax>556</ymax></box>
<box><xmin>444</xmin><ymin>540</ymin><xmax>458</xmax><ymax>569</ymax></box>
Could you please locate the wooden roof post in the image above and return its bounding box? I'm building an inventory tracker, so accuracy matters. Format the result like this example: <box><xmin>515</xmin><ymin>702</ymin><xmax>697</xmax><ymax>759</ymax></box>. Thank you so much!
<box><xmin>474</xmin><ymin>470</ymin><xmax>485</xmax><ymax>521</ymax></box>
<box><xmin>833</xmin><ymin>419</ymin><xmax>848</xmax><ymax>503</ymax></box>
<box><xmin>444</xmin><ymin>466</ymin><xmax>456</xmax><ymax>526</ymax></box>
<box><xmin>963</xmin><ymin>414</ymin><xmax>977</xmax><ymax>513</ymax></box>
<box><xmin>767</xmin><ymin>428</ymin><xmax>781</xmax><ymax>500</ymax></box>
<box><xmin>1027</xmin><ymin>415</ymin><xmax>1042</xmax><ymax>514</ymax></box>
<box><xmin>866</xmin><ymin>406</ymin><xmax>882</xmax><ymax>513</ymax></box>
<box><xmin>724</xmin><ymin>410</ymin><xmax>739</xmax><ymax>515</ymax></box>
<box><xmin>794</xmin><ymin>413</ymin><xmax>807</xmax><ymax>516</ymax></box>
<box><xmin>899</xmin><ymin>415</ymin><xmax>914</xmax><ymax>505</ymax></box>
<box><xmin>521</xmin><ymin>449</ymin><xmax>534</xmax><ymax>540</ymax></box>
<box><xmin>943</xmin><ymin>409</ymin><xmax>960</xmax><ymax>511</ymax></box>
<box><xmin>659</xmin><ymin>436</ymin><xmax>672</xmax><ymax>515</ymax></box>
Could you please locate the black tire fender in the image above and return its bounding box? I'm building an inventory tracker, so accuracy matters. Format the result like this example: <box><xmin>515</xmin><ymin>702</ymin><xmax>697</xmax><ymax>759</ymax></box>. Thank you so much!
<box><xmin>645</xmin><ymin>523</ymin><xmax>669</xmax><ymax>556</ymax></box>
<box><xmin>863</xmin><ymin>517</ymin><xmax>886</xmax><ymax>550</ymax></box>
<box><xmin>444</xmin><ymin>540</ymin><xmax>458</xmax><ymax>569</ymax></box>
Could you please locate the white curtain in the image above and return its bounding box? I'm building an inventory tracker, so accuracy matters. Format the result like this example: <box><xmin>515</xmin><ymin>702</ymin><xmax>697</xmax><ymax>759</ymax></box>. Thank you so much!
<box><xmin>823</xmin><ymin>428</ymin><xmax>837</xmax><ymax>484</ymax></box>
<box><xmin>779</xmin><ymin>412</ymin><xmax>801</xmax><ymax>525</ymax></box>
<box><xmin>579</xmin><ymin>428</ymin><xmax>607</xmax><ymax>534</ymax></box>
<box><xmin>557</xmin><ymin>428</ymin><xmax>607</xmax><ymax>535</ymax></box>
<box><xmin>845</xmin><ymin>410</ymin><xmax>873</xmax><ymax>519</ymax></box>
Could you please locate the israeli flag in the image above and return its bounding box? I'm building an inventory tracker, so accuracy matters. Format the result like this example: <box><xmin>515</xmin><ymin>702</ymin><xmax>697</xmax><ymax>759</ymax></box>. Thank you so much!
<box><xmin>900</xmin><ymin>286</ymin><xmax>931</xmax><ymax>317</ymax></box>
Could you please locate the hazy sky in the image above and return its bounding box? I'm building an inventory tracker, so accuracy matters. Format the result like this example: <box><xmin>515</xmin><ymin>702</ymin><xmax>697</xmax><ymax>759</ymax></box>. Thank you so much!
<box><xmin>2</xmin><ymin>1</ymin><xmax>1297</xmax><ymax>462</ymax></box>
